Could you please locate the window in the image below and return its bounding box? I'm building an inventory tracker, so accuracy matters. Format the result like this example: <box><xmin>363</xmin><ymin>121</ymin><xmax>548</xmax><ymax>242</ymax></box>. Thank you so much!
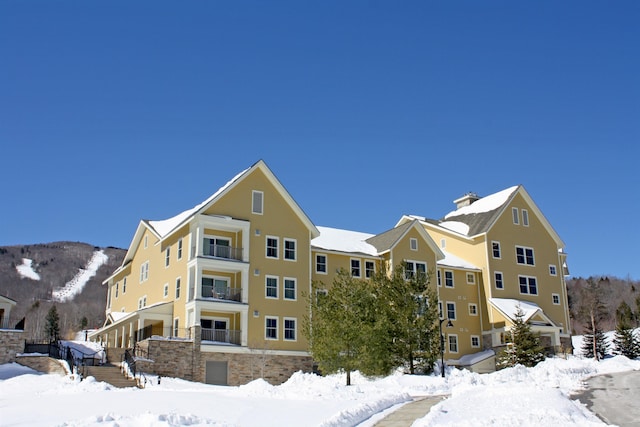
<box><xmin>284</xmin><ymin>239</ymin><xmax>296</xmax><ymax>261</ymax></box>
<box><xmin>492</xmin><ymin>241</ymin><xmax>501</xmax><ymax>259</ymax></box>
<box><xmin>445</xmin><ymin>271</ymin><xmax>454</xmax><ymax>288</ymax></box>
<box><xmin>316</xmin><ymin>254</ymin><xmax>327</xmax><ymax>274</ymax></box>
<box><xmin>351</xmin><ymin>259</ymin><xmax>361</xmax><ymax>277</ymax></box>
<box><xmin>440</xmin><ymin>238</ymin><xmax>446</xmax><ymax>249</ymax></box>
<box><xmin>165</xmin><ymin>247</ymin><xmax>171</xmax><ymax>267</ymax></box>
<box><xmin>516</xmin><ymin>246</ymin><xmax>535</xmax><ymax>265</ymax></box>
<box><xmin>522</xmin><ymin>209</ymin><xmax>529</xmax><ymax>226</ymax></box>
<box><xmin>266</xmin><ymin>237</ymin><xmax>279</xmax><ymax>259</ymax></box>
<box><xmin>173</xmin><ymin>318</ymin><xmax>179</xmax><ymax>337</ymax></box>
<box><xmin>469</xmin><ymin>303</ymin><xmax>478</xmax><ymax>316</ymax></box>
<box><xmin>266</xmin><ymin>276</ymin><xmax>278</xmax><ymax>299</ymax></box>
<box><xmin>549</xmin><ymin>265</ymin><xmax>557</xmax><ymax>276</ymax></box>
<box><xmin>175</xmin><ymin>278</ymin><xmax>181</xmax><ymax>299</ymax></box>
<box><xmin>140</xmin><ymin>261</ymin><xmax>149</xmax><ymax>283</ymax></box>
<box><xmin>512</xmin><ymin>207</ymin><xmax>520</xmax><ymax>225</ymax></box>
<box><xmin>437</xmin><ymin>270</ymin><xmax>442</xmax><ymax>287</ymax></box>
<box><xmin>495</xmin><ymin>271</ymin><xmax>504</xmax><ymax>289</ymax></box>
<box><xmin>466</xmin><ymin>273</ymin><xmax>475</xmax><ymax>284</ymax></box>
<box><xmin>202</xmin><ymin>277</ymin><xmax>228</xmax><ymax>298</ymax></box>
<box><xmin>144</xmin><ymin>235</ymin><xmax>148</xmax><ymax>249</ymax></box>
<box><xmin>177</xmin><ymin>238</ymin><xmax>183</xmax><ymax>260</ymax></box>
<box><xmin>284</xmin><ymin>278</ymin><xmax>296</xmax><ymax>300</ymax></box>
<box><xmin>410</xmin><ymin>238</ymin><xmax>418</xmax><ymax>251</ymax></box>
<box><xmin>252</xmin><ymin>190</ymin><xmax>264</xmax><ymax>214</ymax></box>
<box><xmin>163</xmin><ymin>283</ymin><xmax>169</xmax><ymax>298</ymax></box>
<box><xmin>552</xmin><ymin>293</ymin><xmax>560</xmax><ymax>305</ymax></box>
<box><xmin>405</xmin><ymin>261</ymin><xmax>426</xmax><ymax>280</ymax></box>
<box><xmin>471</xmin><ymin>335</ymin><xmax>480</xmax><ymax>348</ymax></box>
<box><xmin>446</xmin><ymin>302</ymin><xmax>456</xmax><ymax>320</ymax></box>
<box><xmin>438</xmin><ymin>301</ymin><xmax>443</xmax><ymax>319</ymax></box>
<box><xmin>365</xmin><ymin>261</ymin><xmax>375</xmax><ymax>278</ymax></box>
<box><xmin>284</xmin><ymin>318</ymin><xmax>296</xmax><ymax>341</ymax></box>
<box><xmin>138</xmin><ymin>296</ymin><xmax>147</xmax><ymax>309</ymax></box>
<box><xmin>122</xmin><ymin>277</ymin><xmax>127</xmax><ymax>294</ymax></box>
<box><xmin>519</xmin><ymin>276</ymin><xmax>538</xmax><ymax>295</ymax></box>
<box><xmin>265</xmin><ymin>317</ymin><xmax>278</xmax><ymax>340</ymax></box>
<box><xmin>204</xmin><ymin>237</ymin><xmax>231</xmax><ymax>258</ymax></box>
<box><xmin>448</xmin><ymin>334</ymin><xmax>459</xmax><ymax>353</ymax></box>
<box><xmin>115</xmin><ymin>282</ymin><xmax>119</xmax><ymax>298</ymax></box>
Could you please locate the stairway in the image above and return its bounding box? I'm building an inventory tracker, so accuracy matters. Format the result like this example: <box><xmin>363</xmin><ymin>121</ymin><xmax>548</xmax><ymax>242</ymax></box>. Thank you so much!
<box><xmin>83</xmin><ymin>364</ymin><xmax>138</xmax><ymax>388</ymax></box>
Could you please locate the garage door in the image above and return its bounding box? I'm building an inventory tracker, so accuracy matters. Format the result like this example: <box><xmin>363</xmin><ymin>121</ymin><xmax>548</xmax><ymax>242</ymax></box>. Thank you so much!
<box><xmin>205</xmin><ymin>361</ymin><xmax>228</xmax><ymax>385</ymax></box>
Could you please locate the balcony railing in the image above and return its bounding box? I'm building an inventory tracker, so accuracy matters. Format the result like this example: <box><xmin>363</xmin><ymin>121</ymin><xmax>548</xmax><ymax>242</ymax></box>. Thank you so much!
<box><xmin>201</xmin><ymin>328</ymin><xmax>241</xmax><ymax>345</ymax></box>
<box><xmin>202</xmin><ymin>244</ymin><xmax>243</xmax><ymax>261</ymax></box>
<box><xmin>201</xmin><ymin>286</ymin><xmax>242</xmax><ymax>302</ymax></box>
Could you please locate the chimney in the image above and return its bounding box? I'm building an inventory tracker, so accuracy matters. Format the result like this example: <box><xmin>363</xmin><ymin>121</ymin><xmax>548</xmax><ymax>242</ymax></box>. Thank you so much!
<box><xmin>453</xmin><ymin>192</ymin><xmax>480</xmax><ymax>209</ymax></box>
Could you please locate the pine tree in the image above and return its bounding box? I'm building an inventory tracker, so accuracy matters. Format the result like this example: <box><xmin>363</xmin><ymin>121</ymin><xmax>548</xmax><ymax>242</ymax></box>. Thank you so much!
<box><xmin>581</xmin><ymin>321</ymin><xmax>608</xmax><ymax>360</ymax></box>
<box><xmin>497</xmin><ymin>305</ymin><xmax>545</xmax><ymax>368</ymax></box>
<box><xmin>45</xmin><ymin>305</ymin><xmax>60</xmax><ymax>341</ymax></box>
<box><xmin>613</xmin><ymin>319</ymin><xmax>639</xmax><ymax>359</ymax></box>
<box><xmin>304</xmin><ymin>269</ymin><xmax>392</xmax><ymax>385</ymax></box>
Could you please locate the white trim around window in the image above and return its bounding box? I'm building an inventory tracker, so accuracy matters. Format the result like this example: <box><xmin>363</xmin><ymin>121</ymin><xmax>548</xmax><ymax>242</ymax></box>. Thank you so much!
<box><xmin>522</xmin><ymin>209</ymin><xmax>529</xmax><ymax>226</ymax></box>
<box><xmin>410</xmin><ymin>238</ymin><xmax>418</xmax><ymax>251</ymax></box>
<box><xmin>448</xmin><ymin>334</ymin><xmax>459</xmax><ymax>353</ymax></box>
<box><xmin>466</xmin><ymin>273</ymin><xmax>475</xmax><ymax>284</ymax></box>
<box><xmin>165</xmin><ymin>247</ymin><xmax>171</xmax><ymax>268</ymax></box>
<box><xmin>265</xmin><ymin>275</ymin><xmax>278</xmax><ymax>299</ymax></box>
<box><xmin>468</xmin><ymin>303</ymin><xmax>478</xmax><ymax>316</ymax></box>
<box><xmin>283</xmin><ymin>238</ymin><xmax>296</xmax><ymax>261</ymax></box>
<box><xmin>492</xmin><ymin>241</ymin><xmax>501</xmax><ymax>259</ymax></box>
<box><xmin>516</xmin><ymin>246</ymin><xmax>535</xmax><ymax>266</ymax></box>
<box><xmin>518</xmin><ymin>275</ymin><xmax>538</xmax><ymax>295</ymax></box>
<box><xmin>365</xmin><ymin>260</ymin><xmax>376</xmax><ymax>279</ymax></box>
<box><xmin>471</xmin><ymin>335</ymin><xmax>480</xmax><ymax>348</ymax></box>
<box><xmin>177</xmin><ymin>238</ymin><xmax>183</xmax><ymax>261</ymax></box>
<box><xmin>139</xmin><ymin>261</ymin><xmax>149</xmax><ymax>283</ymax></box>
<box><xmin>163</xmin><ymin>283</ymin><xmax>169</xmax><ymax>298</ymax></box>
<box><xmin>552</xmin><ymin>293</ymin><xmax>560</xmax><ymax>305</ymax></box>
<box><xmin>252</xmin><ymin>190</ymin><xmax>264</xmax><ymax>215</ymax></box>
<box><xmin>512</xmin><ymin>207</ymin><xmax>520</xmax><ymax>225</ymax></box>
<box><xmin>494</xmin><ymin>271</ymin><xmax>504</xmax><ymax>290</ymax></box>
<box><xmin>175</xmin><ymin>277</ymin><xmax>181</xmax><ymax>299</ymax></box>
<box><xmin>283</xmin><ymin>317</ymin><xmax>297</xmax><ymax>341</ymax></box>
<box><xmin>265</xmin><ymin>316</ymin><xmax>278</xmax><ymax>340</ymax></box>
<box><xmin>266</xmin><ymin>236</ymin><xmax>279</xmax><ymax>259</ymax></box>
<box><xmin>284</xmin><ymin>277</ymin><xmax>296</xmax><ymax>301</ymax></box>
<box><xmin>315</xmin><ymin>253</ymin><xmax>327</xmax><ymax>274</ymax></box>
<box><xmin>549</xmin><ymin>264</ymin><xmax>557</xmax><ymax>276</ymax></box>
<box><xmin>444</xmin><ymin>270</ymin><xmax>454</xmax><ymax>288</ymax></box>
<box><xmin>350</xmin><ymin>258</ymin><xmax>361</xmax><ymax>278</ymax></box>
<box><xmin>446</xmin><ymin>301</ymin><xmax>457</xmax><ymax>320</ymax></box>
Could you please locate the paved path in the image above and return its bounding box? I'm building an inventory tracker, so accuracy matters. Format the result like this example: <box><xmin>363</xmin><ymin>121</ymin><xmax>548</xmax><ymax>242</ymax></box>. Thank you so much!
<box><xmin>572</xmin><ymin>370</ymin><xmax>640</xmax><ymax>427</ymax></box>
<box><xmin>373</xmin><ymin>396</ymin><xmax>445</xmax><ymax>427</ymax></box>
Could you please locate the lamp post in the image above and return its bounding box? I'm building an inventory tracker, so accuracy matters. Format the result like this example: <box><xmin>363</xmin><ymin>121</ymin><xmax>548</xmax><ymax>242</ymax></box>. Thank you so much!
<box><xmin>439</xmin><ymin>318</ymin><xmax>453</xmax><ymax>378</ymax></box>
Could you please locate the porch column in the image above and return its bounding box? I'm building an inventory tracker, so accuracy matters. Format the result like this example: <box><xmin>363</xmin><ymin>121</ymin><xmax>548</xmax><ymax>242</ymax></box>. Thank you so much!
<box><xmin>114</xmin><ymin>329</ymin><xmax>119</xmax><ymax>348</ymax></box>
<box><xmin>240</xmin><ymin>309</ymin><xmax>248</xmax><ymax>347</ymax></box>
<box><xmin>121</xmin><ymin>325</ymin><xmax>126</xmax><ymax>348</ymax></box>
<box><xmin>129</xmin><ymin>322</ymin><xmax>134</xmax><ymax>347</ymax></box>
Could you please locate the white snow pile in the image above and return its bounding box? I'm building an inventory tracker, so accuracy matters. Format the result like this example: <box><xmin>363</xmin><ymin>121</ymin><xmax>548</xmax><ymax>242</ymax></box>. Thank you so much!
<box><xmin>53</xmin><ymin>250</ymin><xmax>109</xmax><ymax>302</ymax></box>
<box><xmin>1</xmin><ymin>354</ymin><xmax>639</xmax><ymax>427</ymax></box>
<box><xmin>15</xmin><ymin>258</ymin><xmax>40</xmax><ymax>280</ymax></box>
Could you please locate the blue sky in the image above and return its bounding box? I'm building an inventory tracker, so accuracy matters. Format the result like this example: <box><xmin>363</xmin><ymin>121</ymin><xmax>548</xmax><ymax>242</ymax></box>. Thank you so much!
<box><xmin>1</xmin><ymin>1</ymin><xmax>638</xmax><ymax>279</ymax></box>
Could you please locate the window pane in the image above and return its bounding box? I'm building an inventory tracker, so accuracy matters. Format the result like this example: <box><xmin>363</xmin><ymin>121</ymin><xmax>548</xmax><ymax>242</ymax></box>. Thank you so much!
<box><xmin>316</xmin><ymin>255</ymin><xmax>326</xmax><ymax>272</ymax></box>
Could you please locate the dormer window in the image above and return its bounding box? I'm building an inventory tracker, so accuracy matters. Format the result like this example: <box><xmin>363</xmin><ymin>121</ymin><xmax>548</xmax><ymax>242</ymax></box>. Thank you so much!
<box><xmin>252</xmin><ymin>190</ymin><xmax>264</xmax><ymax>214</ymax></box>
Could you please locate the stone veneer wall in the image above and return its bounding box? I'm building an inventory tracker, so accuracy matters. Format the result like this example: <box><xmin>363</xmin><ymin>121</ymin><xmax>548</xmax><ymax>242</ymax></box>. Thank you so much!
<box><xmin>0</xmin><ymin>330</ymin><xmax>24</xmax><ymax>364</ymax></box>
<box><xmin>15</xmin><ymin>355</ymin><xmax>69</xmax><ymax>376</ymax></box>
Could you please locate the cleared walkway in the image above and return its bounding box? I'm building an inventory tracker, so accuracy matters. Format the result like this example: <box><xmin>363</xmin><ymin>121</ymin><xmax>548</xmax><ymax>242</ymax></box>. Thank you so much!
<box><xmin>373</xmin><ymin>396</ymin><xmax>446</xmax><ymax>427</ymax></box>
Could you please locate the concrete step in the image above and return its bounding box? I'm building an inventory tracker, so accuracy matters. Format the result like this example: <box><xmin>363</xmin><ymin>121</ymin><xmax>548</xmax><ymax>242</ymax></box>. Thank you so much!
<box><xmin>83</xmin><ymin>365</ymin><xmax>138</xmax><ymax>388</ymax></box>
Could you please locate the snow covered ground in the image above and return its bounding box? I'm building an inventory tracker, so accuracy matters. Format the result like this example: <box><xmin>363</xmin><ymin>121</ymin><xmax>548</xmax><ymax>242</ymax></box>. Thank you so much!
<box><xmin>1</xmin><ymin>352</ymin><xmax>639</xmax><ymax>427</ymax></box>
<box><xmin>15</xmin><ymin>258</ymin><xmax>41</xmax><ymax>280</ymax></box>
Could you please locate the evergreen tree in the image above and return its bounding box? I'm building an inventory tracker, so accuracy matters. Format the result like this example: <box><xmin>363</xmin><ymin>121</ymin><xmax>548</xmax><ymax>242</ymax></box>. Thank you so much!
<box><xmin>45</xmin><ymin>305</ymin><xmax>60</xmax><ymax>341</ymax></box>
<box><xmin>376</xmin><ymin>263</ymin><xmax>440</xmax><ymax>374</ymax></box>
<box><xmin>616</xmin><ymin>301</ymin><xmax>635</xmax><ymax>326</ymax></box>
<box><xmin>579</xmin><ymin>278</ymin><xmax>609</xmax><ymax>361</ymax></box>
<box><xmin>497</xmin><ymin>305</ymin><xmax>545</xmax><ymax>368</ymax></box>
<box><xmin>612</xmin><ymin>319</ymin><xmax>639</xmax><ymax>359</ymax></box>
<box><xmin>581</xmin><ymin>321</ymin><xmax>608</xmax><ymax>360</ymax></box>
<box><xmin>304</xmin><ymin>269</ymin><xmax>391</xmax><ymax>385</ymax></box>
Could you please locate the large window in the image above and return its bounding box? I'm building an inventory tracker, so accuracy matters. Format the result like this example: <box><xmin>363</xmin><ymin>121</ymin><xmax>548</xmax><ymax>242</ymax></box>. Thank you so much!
<box><xmin>284</xmin><ymin>318</ymin><xmax>296</xmax><ymax>341</ymax></box>
<box><xmin>351</xmin><ymin>259</ymin><xmax>361</xmax><ymax>277</ymax></box>
<box><xmin>516</xmin><ymin>246</ymin><xmax>535</xmax><ymax>265</ymax></box>
<box><xmin>265</xmin><ymin>317</ymin><xmax>278</xmax><ymax>340</ymax></box>
<box><xmin>266</xmin><ymin>237</ymin><xmax>279</xmax><ymax>259</ymax></box>
<box><xmin>202</xmin><ymin>277</ymin><xmax>229</xmax><ymax>298</ymax></box>
<box><xmin>519</xmin><ymin>276</ymin><xmax>538</xmax><ymax>295</ymax></box>
<box><xmin>495</xmin><ymin>271</ymin><xmax>504</xmax><ymax>289</ymax></box>
<box><xmin>266</xmin><ymin>276</ymin><xmax>278</xmax><ymax>299</ymax></box>
<box><xmin>252</xmin><ymin>190</ymin><xmax>263</xmax><ymax>214</ymax></box>
<box><xmin>492</xmin><ymin>241</ymin><xmax>501</xmax><ymax>259</ymax></box>
<box><xmin>284</xmin><ymin>278</ymin><xmax>296</xmax><ymax>300</ymax></box>
<box><xmin>316</xmin><ymin>254</ymin><xmax>327</xmax><ymax>273</ymax></box>
<box><xmin>284</xmin><ymin>239</ymin><xmax>296</xmax><ymax>261</ymax></box>
<box><xmin>204</xmin><ymin>237</ymin><xmax>231</xmax><ymax>258</ymax></box>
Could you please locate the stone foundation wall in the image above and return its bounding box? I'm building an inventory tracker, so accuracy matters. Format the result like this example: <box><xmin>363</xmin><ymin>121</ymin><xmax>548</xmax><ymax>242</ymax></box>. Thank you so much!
<box><xmin>0</xmin><ymin>330</ymin><xmax>24</xmax><ymax>364</ymax></box>
<box><xmin>197</xmin><ymin>351</ymin><xmax>314</xmax><ymax>386</ymax></box>
<box><xmin>16</xmin><ymin>355</ymin><xmax>68</xmax><ymax>376</ymax></box>
<box><xmin>143</xmin><ymin>338</ymin><xmax>197</xmax><ymax>381</ymax></box>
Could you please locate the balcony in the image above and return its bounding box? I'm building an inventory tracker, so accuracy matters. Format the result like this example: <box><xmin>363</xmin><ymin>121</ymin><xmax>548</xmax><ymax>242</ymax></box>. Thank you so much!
<box><xmin>201</xmin><ymin>328</ymin><xmax>241</xmax><ymax>345</ymax></box>
<box><xmin>201</xmin><ymin>284</ymin><xmax>242</xmax><ymax>302</ymax></box>
<box><xmin>202</xmin><ymin>241</ymin><xmax>243</xmax><ymax>261</ymax></box>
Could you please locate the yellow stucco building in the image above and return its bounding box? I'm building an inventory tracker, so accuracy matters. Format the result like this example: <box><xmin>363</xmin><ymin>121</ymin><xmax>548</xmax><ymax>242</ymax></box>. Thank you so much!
<box><xmin>90</xmin><ymin>160</ymin><xmax>571</xmax><ymax>384</ymax></box>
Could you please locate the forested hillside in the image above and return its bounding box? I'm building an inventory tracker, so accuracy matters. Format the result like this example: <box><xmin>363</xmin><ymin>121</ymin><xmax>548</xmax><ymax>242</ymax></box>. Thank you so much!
<box><xmin>0</xmin><ymin>242</ymin><xmax>125</xmax><ymax>339</ymax></box>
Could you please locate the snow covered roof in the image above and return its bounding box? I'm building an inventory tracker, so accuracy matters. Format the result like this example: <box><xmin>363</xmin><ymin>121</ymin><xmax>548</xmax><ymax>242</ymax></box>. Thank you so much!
<box><xmin>449</xmin><ymin>349</ymin><xmax>495</xmax><ymax>366</ymax></box>
<box><xmin>444</xmin><ymin>186</ymin><xmax>519</xmax><ymax>220</ymax></box>
<box><xmin>437</xmin><ymin>250</ymin><xmax>481</xmax><ymax>270</ymax></box>
<box><xmin>489</xmin><ymin>298</ymin><xmax>542</xmax><ymax>323</ymax></box>
<box><xmin>312</xmin><ymin>226</ymin><xmax>379</xmax><ymax>256</ymax></box>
